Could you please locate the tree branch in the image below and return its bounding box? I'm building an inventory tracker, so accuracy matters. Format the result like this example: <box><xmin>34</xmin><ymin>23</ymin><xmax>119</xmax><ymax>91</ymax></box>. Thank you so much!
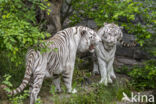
<box><xmin>61</xmin><ymin>0</ymin><xmax>73</xmax><ymax>25</ymax></box>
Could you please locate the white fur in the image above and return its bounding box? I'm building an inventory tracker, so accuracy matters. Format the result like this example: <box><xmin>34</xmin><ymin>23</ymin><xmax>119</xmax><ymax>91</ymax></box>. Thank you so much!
<box><xmin>71</xmin><ymin>88</ymin><xmax>77</xmax><ymax>94</ymax></box>
<box><xmin>93</xmin><ymin>23</ymin><xmax>123</xmax><ymax>86</ymax></box>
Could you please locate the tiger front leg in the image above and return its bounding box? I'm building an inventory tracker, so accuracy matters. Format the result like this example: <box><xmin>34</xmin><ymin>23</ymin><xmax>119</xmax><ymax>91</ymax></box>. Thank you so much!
<box><xmin>107</xmin><ymin>58</ymin><xmax>115</xmax><ymax>84</ymax></box>
<box><xmin>109</xmin><ymin>58</ymin><xmax>116</xmax><ymax>79</ymax></box>
<box><xmin>30</xmin><ymin>73</ymin><xmax>45</xmax><ymax>104</ymax></box>
<box><xmin>98</xmin><ymin>58</ymin><xmax>108</xmax><ymax>86</ymax></box>
<box><xmin>63</xmin><ymin>64</ymin><xmax>77</xmax><ymax>93</ymax></box>
<box><xmin>110</xmin><ymin>66</ymin><xmax>116</xmax><ymax>79</ymax></box>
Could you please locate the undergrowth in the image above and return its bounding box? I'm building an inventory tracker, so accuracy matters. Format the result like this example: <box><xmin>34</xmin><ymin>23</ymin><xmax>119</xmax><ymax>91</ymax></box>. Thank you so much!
<box><xmin>50</xmin><ymin>81</ymin><xmax>130</xmax><ymax>104</ymax></box>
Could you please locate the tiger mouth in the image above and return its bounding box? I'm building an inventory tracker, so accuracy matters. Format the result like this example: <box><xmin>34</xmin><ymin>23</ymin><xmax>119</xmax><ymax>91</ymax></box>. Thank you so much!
<box><xmin>89</xmin><ymin>44</ymin><xmax>95</xmax><ymax>51</ymax></box>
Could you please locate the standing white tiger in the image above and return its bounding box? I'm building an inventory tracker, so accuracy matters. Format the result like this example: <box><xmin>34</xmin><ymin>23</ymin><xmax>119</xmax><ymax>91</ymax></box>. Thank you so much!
<box><xmin>2</xmin><ymin>26</ymin><xmax>101</xmax><ymax>104</ymax></box>
<box><xmin>93</xmin><ymin>23</ymin><xmax>137</xmax><ymax>86</ymax></box>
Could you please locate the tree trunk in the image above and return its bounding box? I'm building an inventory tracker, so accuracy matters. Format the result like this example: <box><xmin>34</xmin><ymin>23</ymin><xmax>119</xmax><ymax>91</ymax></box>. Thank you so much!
<box><xmin>38</xmin><ymin>0</ymin><xmax>63</xmax><ymax>36</ymax></box>
<box><xmin>46</xmin><ymin>0</ymin><xmax>62</xmax><ymax>35</ymax></box>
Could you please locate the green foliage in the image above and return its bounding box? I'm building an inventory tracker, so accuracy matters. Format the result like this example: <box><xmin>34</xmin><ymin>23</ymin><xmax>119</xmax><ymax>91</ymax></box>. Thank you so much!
<box><xmin>9</xmin><ymin>90</ymin><xmax>29</xmax><ymax>104</ymax></box>
<box><xmin>0</xmin><ymin>0</ymin><xmax>50</xmax><ymax>65</ymax></box>
<box><xmin>2</xmin><ymin>74</ymin><xmax>29</xmax><ymax>104</ymax></box>
<box><xmin>1</xmin><ymin>74</ymin><xmax>44</xmax><ymax>104</ymax></box>
<box><xmin>51</xmin><ymin>82</ymin><xmax>130</xmax><ymax>104</ymax></box>
<box><xmin>70</xmin><ymin>0</ymin><xmax>155</xmax><ymax>48</ymax></box>
<box><xmin>128</xmin><ymin>60</ymin><xmax>156</xmax><ymax>90</ymax></box>
<box><xmin>0</xmin><ymin>53</ymin><xmax>26</xmax><ymax>88</ymax></box>
<box><xmin>49</xmin><ymin>85</ymin><xmax>56</xmax><ymax>96</ymax></box>
<box><xmin>116</xmin><ymin>60</ymin><xmax>156</xmax><ymax>90</ymax></box>
<box><xmin>35</xmin><ymin>97</ymin><xmax>43</xmax><ymax>104</ymax></box>
<box><xmin>116</xmin><ymin>66</ymin><xmax>130</xmax><ymax>74</ymax></box>
<box><xmin>2</xmin><ymin>74</ymin><xmax>13</xmax><ymax>93</ymax></box>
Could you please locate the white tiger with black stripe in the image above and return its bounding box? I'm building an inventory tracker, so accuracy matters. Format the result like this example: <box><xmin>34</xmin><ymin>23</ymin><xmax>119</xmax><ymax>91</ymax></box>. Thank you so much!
<box><xmin>93</xmin><ymin>23</ymin><xmax>137</xmax><ymax>86</ymax></box>
<box><xmin>2</xmin><ymin>26</ymin><xmax>101</xmax><ymax>104</ymax></box>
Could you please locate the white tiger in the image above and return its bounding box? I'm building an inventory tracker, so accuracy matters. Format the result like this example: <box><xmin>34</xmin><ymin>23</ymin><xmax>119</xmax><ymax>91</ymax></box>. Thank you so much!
<box><xmin>2</xmin><ymin>26</ymin><xmax>101</xmax><ymax>104</ymax></box>
<box><xmin>93</xmin><ymin>23</ymin><xmax>137</xmax><ymax>86</ymax></box>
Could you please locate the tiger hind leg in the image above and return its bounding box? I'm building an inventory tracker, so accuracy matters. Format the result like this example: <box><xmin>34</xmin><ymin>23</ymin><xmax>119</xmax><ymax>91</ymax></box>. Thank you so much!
<box><xmin>29</xmin><ymin>76</ymin><xmax>34</xmax><ymax>95</ymax></box>
<box><xmin>30</xmin><ymin>73</ymin><xmax>45</xmax><ymax>104</ymax></box>
<box><xmin>93</xmin><ymin>61</ymin><xmax>100</xmax><ymax>75</ymax></box>
<box><xmin>53</xmin><ymin>75</ymin><xmax>62</xmax><ymax>93</ymax></box>
<box><xmin>62</xmin><ymin>72</ymin><xmax>72</xmax><ymax>93</ymax></box>
<box><xmin>92</xmin><ymin>53</ymin><xmax>100</xmax><ymax>75</ymax></box>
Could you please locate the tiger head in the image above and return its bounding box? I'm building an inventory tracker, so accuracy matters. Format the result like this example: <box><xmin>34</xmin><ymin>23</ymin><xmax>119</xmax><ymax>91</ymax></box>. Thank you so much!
<box><xmin>78</xmin><ymin>27</ymin><xmax>101</xmax><ymax>53</ymax></box>
<box><xmin>99</xmin><ymin>23</ymin><xmax>123</xmax><ymax>47</ymax></box>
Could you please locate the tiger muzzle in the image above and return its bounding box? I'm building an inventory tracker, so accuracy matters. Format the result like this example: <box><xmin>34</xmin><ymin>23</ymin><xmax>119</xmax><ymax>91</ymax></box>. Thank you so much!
<box><xmin>89</xmin><ymin>44</ymin><xmax>95</xmax><ymax>53</ymax></box>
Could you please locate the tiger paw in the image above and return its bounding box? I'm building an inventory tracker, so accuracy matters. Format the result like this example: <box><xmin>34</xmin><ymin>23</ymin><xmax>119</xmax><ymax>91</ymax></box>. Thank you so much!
<box><xmin>71</xmin><ymin>88</ymin><xmax>77</xmax><ymax>94</ymax></box>
<box><xmin>110</xmin><ymin>73</ymin><xmax>116</xmax><ymax>79</ymax></box>
<box><xmin>99</xmin><ymin>80</ymin><xmax>108</xmax><ymax>86</ymax></box>
<box><xmin>108</xmin><ymin>78</ymin><xmax>113</xmax><ymax>84</ymax></box>
<box><xmin>92</xmin><ymin>70</ymin><xmax>100</xmax><ymax>75</ymax></box>
<box><xmin>55</xmin><ymin>88</ymin><xmax>62</xmax><ymax>93</ymax></box>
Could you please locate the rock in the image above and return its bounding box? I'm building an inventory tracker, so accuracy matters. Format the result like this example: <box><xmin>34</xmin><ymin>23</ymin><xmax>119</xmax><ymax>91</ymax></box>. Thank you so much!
<box><xmin>116</xmin><ymin>47</ymin><xmax>149</xmax><ymax>61</ymax></box>
<box><xmin>117</xmin><ymin>57</ymin><xmax>137</xmax><ymax>65</ymax></box>
<box><xmin>116</xmin><ymin>46</ymin><xmax>135</xmax><ymax>58</ymax></box>
<box><xmin>114</xmin><ymin>56</ymin><xmax>143</xmax><ymax>68</ymax></box>
<box><xmin>116</xmin><ymin>33</ymin><xmax>149</xmax><ymax>60</ymax></box>
<box><xmin>77</xmin><ymin>19</ymin><xmax>97</xmax><ymax>29</ymax></box>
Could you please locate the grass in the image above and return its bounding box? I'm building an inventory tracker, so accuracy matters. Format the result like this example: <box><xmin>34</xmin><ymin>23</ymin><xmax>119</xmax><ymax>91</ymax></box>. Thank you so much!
<box><xmin>48</xmin><ymin>79</ymin><xmax>131</xmax><ymax>104</ymax></box>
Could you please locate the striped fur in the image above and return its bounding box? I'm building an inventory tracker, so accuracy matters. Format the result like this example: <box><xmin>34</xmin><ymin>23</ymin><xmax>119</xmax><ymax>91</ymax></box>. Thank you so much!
<box><xmin>119</xmin><ymin>40</ymin><xmax>137</xmax><ymax>47</ymax></box>
<box><xmin>5</xmin><ymin>26</ymin><xmax>101</xmax><ymax>104</ymax></box>
<box><xmin>93</xmin><ymin>23</ymin><xmax>137</xmax><ymax>86</ymax></box>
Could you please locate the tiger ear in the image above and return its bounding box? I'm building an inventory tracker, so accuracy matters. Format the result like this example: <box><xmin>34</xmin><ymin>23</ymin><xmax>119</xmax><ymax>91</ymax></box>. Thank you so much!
<box><xmin>81</xmin><ymin>30</ymin><xmax>87</xmax><ymax>36</ymax></box>
<box><xmin>104</xmin><ymin>22</ymin><xmax>108</xmax><ymax>26</ymax></box>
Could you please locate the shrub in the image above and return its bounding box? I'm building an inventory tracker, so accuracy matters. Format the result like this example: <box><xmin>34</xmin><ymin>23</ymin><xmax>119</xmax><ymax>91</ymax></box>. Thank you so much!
<box><xmin>1</xmin><ymin>74</ymin><xmax>29</xmax><ymax>104</ymax></box>
<box><xmin>70</xmin><ymin>0</ymin><xmax>156</xmax><ymax>52</ymax></box>
<box><xmin>0</xmin><ymin>0</ymin><xmax>50</xmax><ymax>66</ymax></box>
<box><xmin>51</xmin><ymin>82</ymin><xmax>131</xmax><ymax>104</ymax></box>
<box><xmin>128</xmin><ymin>60</ymin><xmax>156</xmax><ymax>90</ymax></box>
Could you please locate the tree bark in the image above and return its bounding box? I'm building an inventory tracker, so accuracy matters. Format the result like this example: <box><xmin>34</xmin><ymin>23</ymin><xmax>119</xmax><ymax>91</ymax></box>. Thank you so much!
<box><xmin>46</xmin><ymin>0</ymin><xmax>62</xmax><ymax>35</ymax></box>
<box><xmin>38</xmin><ymin>0</ymin><xmax>63</xmax><ymax>36</ymax></box>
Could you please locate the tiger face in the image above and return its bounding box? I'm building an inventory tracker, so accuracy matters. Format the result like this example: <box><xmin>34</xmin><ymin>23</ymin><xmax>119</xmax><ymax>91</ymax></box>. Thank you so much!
<box><xmin>101</xmin><ymin>23</ymin><xmax>123</xmax><ymax>47</ymax></box>
<box><xmin>78</xmin><ymin>27</ymin><xmax>101</xmax><ymax>53</ymax></box>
